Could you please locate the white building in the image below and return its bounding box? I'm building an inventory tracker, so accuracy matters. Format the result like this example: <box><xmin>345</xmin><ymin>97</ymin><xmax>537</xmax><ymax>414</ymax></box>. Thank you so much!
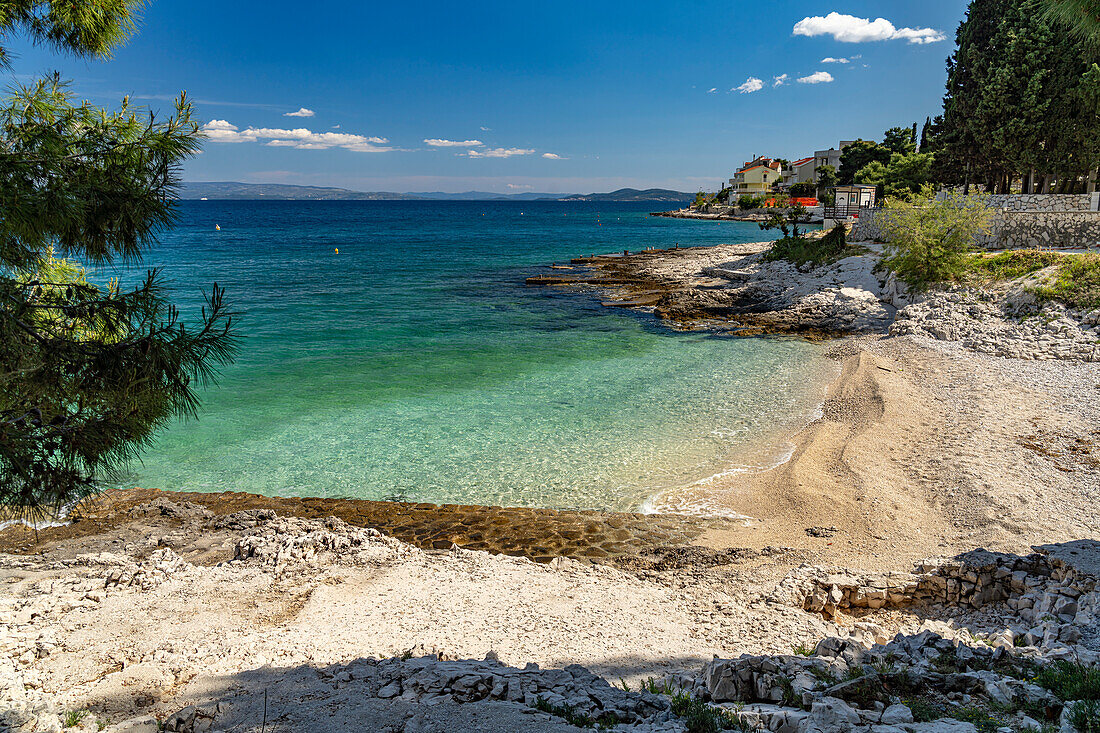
<box><xmin>811</xmin><ymin>141</ymin><xmax>856</xmax><ymax>179</ymax></box>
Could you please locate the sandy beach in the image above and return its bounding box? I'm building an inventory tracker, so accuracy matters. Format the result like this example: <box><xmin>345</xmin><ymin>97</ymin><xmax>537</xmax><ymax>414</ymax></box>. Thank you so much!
<box><xmin>2</xmin><ymin>243</ymin><xmax>1099</xmax><ymax>732</ymax></box>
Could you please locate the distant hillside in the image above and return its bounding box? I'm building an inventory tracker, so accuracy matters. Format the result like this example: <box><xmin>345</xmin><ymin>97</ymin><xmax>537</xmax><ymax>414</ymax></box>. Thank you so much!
<box><xmin>181</xmin><ymin>182</ymin><xmax>418</xmax><ymax>200</ymax></box>
<box><xmin>181</xmin><ymin>182</ymin><xmax>694</xmax><ymax>202</ymax></box>
<box><xmin>407</xmin><ymin>191</ymin><xmax>564</xmax><ymax>201</ymax></box>
<box><xmin>556</xmin><ymin>188</ymin><xmax>694</xmax><ymax>203</ymax></box>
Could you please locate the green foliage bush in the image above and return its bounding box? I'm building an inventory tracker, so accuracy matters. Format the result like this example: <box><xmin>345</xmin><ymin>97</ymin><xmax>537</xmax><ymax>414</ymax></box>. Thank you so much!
<box><xmin>737</xmin><ymin>194</ymin><xmax>766</xmax><ymax>210</ymax></box>
<box><xmin>1035</xmin><ymin>661</ymin><xmax>1100</xmax><ymax>703</ymax></box>
<box><xmin>764</xmin><ymin>224</ymin><xmax>849</xmax><ymax>267</ymax></box>
<box><xmin>960</xmin><ymin>250</ymin><xmax>1064</xmax><ymax>283</ymax></box>
<box><xmin>879</xmin><ymin>189</ymin><xmax>995</xmax><ymax>288</ymax></box>
<box><xmin>789</xmin><ymin>182</ymin><xmax>816</xmax><ymax>198</ymax></box>
<box><xmin>1068</xmin><ymin>699</ymin><xmax>1100</xmax><ymax>733</ymax></box>
<box><xmin>670</xmin><ymin>690</ymin><xmax>746</xmax><ymax>732</ymax></box>
<box><xmin>533</xmin><ymin>697</ymin><xmax>622</xmax><ymax>729</ymax></box>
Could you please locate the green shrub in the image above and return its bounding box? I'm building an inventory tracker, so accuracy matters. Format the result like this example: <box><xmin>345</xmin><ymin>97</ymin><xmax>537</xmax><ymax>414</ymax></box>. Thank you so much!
<box><xmin>63</xmin><ymin>710</ymin><xmax>88</xmax><ymax>728</ymax></box>
<box><xmin>533</xmin><ymin>697</ymin><xmax>622</xmax><ymax>729</ymax></box>
<box><xmin>1035</xmin><ymin>661</ymin><xmax>1100</xmax><ymax>702</ymax></box>
<box><xmin>953</xmin><ymin>705</ymin><xmax>1002</xmax><ymax>732</ymax></box>
<box><xmin>906</xmin><ymin>696</ymin><xmax>947</xmax><ymax>722</ymax></box>
<box><xmin>960</xmin><ymin>249</ymin><xmax>1064</xmax><ymax>283</ymax></box>
<box><xmin>789</xmin><ymin>182</ymin><xmax>816</xmax><ymax>198</ymax></box>
<box><xmin>764</xmin><ymin>224</ymin><xmax>851</xmax><ymax>267</ymax></box>
<box><xmin>738</xmin><ymin>194</ymin><xmax>766</xmax><ymax>210</ymax></box>
<box><xmin>1068</xmin><ymin>699</ymin><xmax>1100</xmax><ymax>733</ymax></box>
<box><xmin>670</xmin><ymin>690</ymin><xmax>745</xmax><ymax>732</ymax></box>
<box><xmin>807</xmin><ymin>666</ymin><xmax>839</xmax><ymax>685</ymax></box>
<box><xmin>792</xmin><ymin>642</ymin><xmax>815</xmax><ymax>656</ymax></box>
<box><xmin>879</xmin><ymin>189</ymin><xmax>995</xmax><ymax>288</ymax></box>
<box><xmin>642</xmin><ymin>677</ymin><xmax>674</xmax><ymax>695</ymax></box>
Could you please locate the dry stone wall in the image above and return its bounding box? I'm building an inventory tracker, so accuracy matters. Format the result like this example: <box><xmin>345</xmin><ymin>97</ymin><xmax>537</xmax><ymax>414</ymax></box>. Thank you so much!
<box><xmin>852</xmin><ymin>200</ymin><xmax>1100</xmax><ymax>250</ymax></box>
<box><xmin>964</xmin><ymin>193</ymin><xmax>1094</xmax><ymax>213</ymax></box>
<box><xmin>771</xmin><ymin>549</ymin><xmax>1096</xmax><ymax>625</ymax></box>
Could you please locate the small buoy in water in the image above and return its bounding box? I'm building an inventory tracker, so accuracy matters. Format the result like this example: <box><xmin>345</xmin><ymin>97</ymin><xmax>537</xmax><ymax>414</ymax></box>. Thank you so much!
<box><xmin>215</xmin><ymin>224</ymin><xmax>221</xmax><ymax>231</ymax></box>
<box><xmin>335</xmin><ymin>248</ymin><xmax>339</xmax><ymax>254</ymax></box>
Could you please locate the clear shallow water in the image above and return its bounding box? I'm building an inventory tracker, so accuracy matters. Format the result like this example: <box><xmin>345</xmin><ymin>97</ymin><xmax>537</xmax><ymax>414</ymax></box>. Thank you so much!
<box><xmin>100</xmin><ymin>200</ymin><xmax>831</xmax><ymax>514</ymax></box>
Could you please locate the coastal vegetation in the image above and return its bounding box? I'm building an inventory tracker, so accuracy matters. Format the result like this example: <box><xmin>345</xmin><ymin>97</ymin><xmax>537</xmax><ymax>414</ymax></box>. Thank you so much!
<box><xmin>1042</xmin><ymin>0</ymin><xmax>1100</xmax><ymax>39</ymax></box>
<box><xmin>764</xmin><ymin>224</ymin><xmax>854</xmax><ymax>267</ymax></box>
<box><xmin>878</xmin><ymin>190</ymin><xmax>1100</xmax><ymax>309</ymax></box>
<box><xmin>0</xmin><ymin>1</ymin><xmax>237</xmax><ymax>514</ymax></box>
<box><xmin>758</xmin><ymin>201</ymin><xmax>809</xmax><ymax>240</ymax></box>
<box><xmin>1029</xmin><ymin>253</ymin><xmax>1100</xmax><ymax>309</ymax></box>
<box><xmin>737</xmin><ymin>194</ymin><xmax>767</xmax><ymax>211</ymax></box>
<box><xmin>879</xmin><ymin>189</ymin><xmax>996</xmax><ymax>287</ymax></box>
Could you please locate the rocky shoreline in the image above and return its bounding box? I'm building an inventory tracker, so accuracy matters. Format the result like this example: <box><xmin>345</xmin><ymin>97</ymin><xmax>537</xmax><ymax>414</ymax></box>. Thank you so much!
<box><xmin>527</xmin><ymin>240</ymin><xmax>1100</xmax><ymax>362</ymax></box>
<box><xmin>2</xmin><ymin>503</ymin><xmax>1097</xmax><ymax>732</ymax></box>
<box><xmin>3</xmin><ymin>241</ymin><xmax>1099</xmax><ymax>732</ymax></box>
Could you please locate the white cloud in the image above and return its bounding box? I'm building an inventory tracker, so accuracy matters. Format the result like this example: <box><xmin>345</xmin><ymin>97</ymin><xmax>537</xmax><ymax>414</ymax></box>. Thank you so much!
<box><xmin>507</xmin><ymin>183</ymin><xmax>533</xmax><ymax>189</ymax></box>
<box><xmin>797</xmin><ymin>71</ymin><xmax>835</xmax><ymax>84</ymax></box>
<box><xmin>735</xmin><ymin>77</ymin><xmax>764</xmax><ymax>94</ymax></box>
<box><xmin>424</xmin><ymin>138</ymin><xmax>484</xmax><ymax>147</ymax></box>
<box><xmin>202</xmin><ymin>120</ymin><xmax>248</xmax><ymax>143</ymax></box>
<box><xmin>891</xmin><ymin>27</ymin><xmax>947</xmax><ymax>44</ymax></box>
<box><xmin>542</xmin><ymin>153</ymin><xmax>566</xmax><ymax>160</ymax></box>
<box><xmin>707</xmin><ymin>87</ymin><xmax>717</xmax><ymax>94</ymax></box>
<box><xmin>465</xmin><ymin>147</ymin><xmax>536</xmax><ymax>158</ymax></box>
<box><xmin>793</xmin><ymin>12</ymin><xmax>945</xmax><ymax>44</ymax></box>
<box><xmin>201</xmin><ymin>120</ymin><xmax>393</xmax><ymax>152</ymax></box>
<box><xmin>284</xmin><ymin>108</ymin><xmax>315</xmax><ymax>118</ymax></box>
<box><xmin>773</xmin><ymin>74</ymin><xmax>789</xmax><ymax>87</ymax></box>
<box><xmin>480</xmin><ymin>126</ymin><xmax>492</xmax><ymax>131</ymax></box>
<box><xmin>821</xmin><ymin>57</ymin><xmax>850</xmax><ymax>63</ymax></box>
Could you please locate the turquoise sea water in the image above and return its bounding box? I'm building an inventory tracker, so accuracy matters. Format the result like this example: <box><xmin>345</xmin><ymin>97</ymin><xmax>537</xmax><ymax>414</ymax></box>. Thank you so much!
<box><xmin>101</xmin><ymin>200</ymin><xmax>832</xmax><ymax>514</ymax></box>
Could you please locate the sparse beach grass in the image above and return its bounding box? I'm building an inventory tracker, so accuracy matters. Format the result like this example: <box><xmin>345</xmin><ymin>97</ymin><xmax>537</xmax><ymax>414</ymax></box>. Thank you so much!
<box><xmin>909</xmin><ymin>248</ymin><xmax>1100</xmax><ymax>311</ymax></box>
<box><xmin>1030</xmin><ymin>252</ymin><xmax>1100</xmax><ymax>309</ymax></box>
<box><xmin>959</xmin><ymin>249</ymin><xmax>1065</xmax><ymax>284</ymax></box>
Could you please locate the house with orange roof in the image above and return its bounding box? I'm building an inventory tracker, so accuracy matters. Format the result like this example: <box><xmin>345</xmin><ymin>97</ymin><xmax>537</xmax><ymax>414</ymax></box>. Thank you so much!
<box><xmin>785</xmin><ymin>157</ymin><xmax>816</xmax><ymax>185</ymax></box>
<box><xmin>729</xmin><ymin>157</ymin><xmax>783</xmax><ymax>195</ymax></box>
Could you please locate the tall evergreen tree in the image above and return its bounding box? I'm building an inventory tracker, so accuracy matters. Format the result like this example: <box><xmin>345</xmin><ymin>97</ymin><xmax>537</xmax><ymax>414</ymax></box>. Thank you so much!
<box><xmin>940</xmin><ymin>0</ymin><xmax>1100</xmax><ymax>191</ymax></box>
<box><xmin>919</xmin><ymin>117</ymin><xmax>933</xmax><ymax>152</ymax></box>
<box><xmin>0</xmin><ymin>2</ymin><xmax>238</xmax><ymax>514</ymax></box>
<box><xmin>883</xmin><ymin>126</ymin><xmax>918</xmax><ymax>155</ymax></box>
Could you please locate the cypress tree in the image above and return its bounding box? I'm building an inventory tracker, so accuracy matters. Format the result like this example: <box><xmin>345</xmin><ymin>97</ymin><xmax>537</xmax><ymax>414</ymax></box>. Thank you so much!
<box><xmin>940</xmin><ymin>0</ymin><xmax>1100</xmax><ymax>190</ymax></box>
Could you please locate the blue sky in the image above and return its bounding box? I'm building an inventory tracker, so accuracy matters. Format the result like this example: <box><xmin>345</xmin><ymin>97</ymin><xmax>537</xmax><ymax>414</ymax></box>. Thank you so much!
<box><xmin>6</xmin><ymin>1</ymin><xmax>970</xmax><ymax>193</ymax></box>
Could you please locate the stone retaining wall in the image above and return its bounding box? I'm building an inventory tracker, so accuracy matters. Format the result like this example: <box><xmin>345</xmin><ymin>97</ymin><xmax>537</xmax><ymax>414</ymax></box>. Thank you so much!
<box><xmin>851</xmin><ymin>207</ymin><xmax>1100</xmax><ymax>250</ymax></box>
<box><xmin>949</xmin><ymin>193</ymin><xmax>1095</xmax><ymax>213</ymax></box>
<box><xmin>996</xmin><ymin>210</ymin><xmax>1100</xmax><ymax>249</ymax></box>
<box><xmin>773</xmin><ymin>549</ymin><xmax>1097</xmax><ymax>623</ymax></box>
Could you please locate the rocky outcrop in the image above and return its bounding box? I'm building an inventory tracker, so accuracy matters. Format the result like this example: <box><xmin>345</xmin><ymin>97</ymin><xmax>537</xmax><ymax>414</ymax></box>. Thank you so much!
<box><xmin>232</xmin><ymin>515</ymin><xmax>415</xmax><ymax>571</ymax></box>
<box><xmin>891</xmin><ymin>287</ymin><xmax>1100</xmax><ymax>362</ymax></box>
<box><xmin>656</xmin><ymin>252</ymin><xmax>895</xmax><ymax>334</ymax></box>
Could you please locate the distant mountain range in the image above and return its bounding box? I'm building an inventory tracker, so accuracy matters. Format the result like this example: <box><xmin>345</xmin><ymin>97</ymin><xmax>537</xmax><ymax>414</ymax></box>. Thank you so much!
<box><xmin>180</xmin><ymin>182</ymin><xmax>694</xmax><ymax>203</ymax></box>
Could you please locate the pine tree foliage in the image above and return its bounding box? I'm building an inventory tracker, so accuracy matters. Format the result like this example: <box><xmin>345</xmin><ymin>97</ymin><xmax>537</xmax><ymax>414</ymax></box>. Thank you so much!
<box><xmin>1041</xmin><ymin>0</ymin><xmax>1100</xmax><ymax>40</ymax></box>
<box><xmin>0</xmin><ymin>1</ymin><xmax>238</xmax><ymax>515</ymax></box>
